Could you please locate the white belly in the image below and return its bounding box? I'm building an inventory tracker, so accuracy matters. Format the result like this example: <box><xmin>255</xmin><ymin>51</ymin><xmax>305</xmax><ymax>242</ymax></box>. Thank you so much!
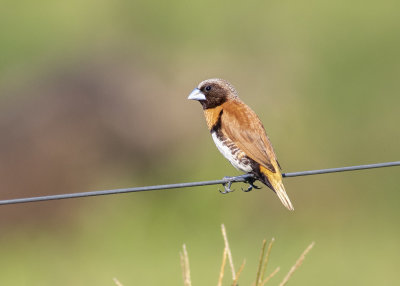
<box><xmin>211</xmin><ymin>132</ymin><xmax>253</xmax><ymax>173</ymax></box>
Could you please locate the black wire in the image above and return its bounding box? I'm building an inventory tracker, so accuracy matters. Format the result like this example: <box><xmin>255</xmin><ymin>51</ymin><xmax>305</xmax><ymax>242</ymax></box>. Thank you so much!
<box><xmin>0</xmin><ymin>161</ymin><xmax>399</xmax><ymax>206</ymax></box>
<box><xmin>282</xmin><ymin>161</ymin><xmax>400</xmax><ymax>177</ymax></box>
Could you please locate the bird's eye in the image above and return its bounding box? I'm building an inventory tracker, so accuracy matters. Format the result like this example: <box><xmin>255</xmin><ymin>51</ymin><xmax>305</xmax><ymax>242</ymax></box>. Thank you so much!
<box><xmin>205</xmin><ymin>85</ymin><xmax>212</xmax><ymax>91</ymax></box>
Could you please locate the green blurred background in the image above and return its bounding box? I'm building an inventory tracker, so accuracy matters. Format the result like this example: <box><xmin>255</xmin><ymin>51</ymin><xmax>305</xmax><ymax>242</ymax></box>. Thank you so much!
<box><xmin>1</xmin><ymin>0</ymin><xmax>400</xmax><ymax>285</ymax></box>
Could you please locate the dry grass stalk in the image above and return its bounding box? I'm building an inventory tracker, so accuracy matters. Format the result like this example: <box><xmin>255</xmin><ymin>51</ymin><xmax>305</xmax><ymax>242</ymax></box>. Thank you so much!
<box><xmin>179</xmin><ymin>226</ymin><xmax>314</xmax><ymax>286</ymax></box>
<box><xmin>180</xmin><ymin>252</ymin><xmax>186</xmax><ymax>284</ymax></box>
<box><xmin>180</xmin><ymin>244</ymin><xmax>192</xmax><ymax>286</ymax></box>
<box><xmin>232</xmin><ymin>259</ymin><xmax>246</xmax><ymax>286</ymax></box>
<box><xmin>255</xmin><ymin>239</ymin><xmax>267</xmax><ymax>286</ymax></box>
<box><xmin>260</xmin><ymin>267</ymin><xmax>280</xmax><ymax>286</ymax></box>
<box><xmin>279</xmin><ymin>242</ymin><xmax>315</xmax><ymax>286</ymax></box>
<box><xmin>260</xmin><ymin>238</ymin><xmax>275</xmax><ymax>282</ymax></box>
<box><xmin>113</xmin><ymin>277</ymin><xmax>124</xmax><ymax>286</ymax></box>
<box><xmin>217</xmin><ymin>248</ymin><xmax>228</xmax><ymax>286</ymax></box>
<box><xmin>221</xmin><ymin>224</ymin><xmax>236</xmax><ymax>280</ymax></box>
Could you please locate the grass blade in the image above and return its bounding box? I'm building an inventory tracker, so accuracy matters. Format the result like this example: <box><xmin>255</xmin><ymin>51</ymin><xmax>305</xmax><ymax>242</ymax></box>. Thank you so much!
<box><xmin>279</xmin><ymin>242</ymin><xmax>315</xmax><ymax>286</ymax></box>
<box><xmin>217</xmin><ymin>248</ymin><xmax>228</xmax><ymax>286</ymax></box>
<box><xmin>221</xmin><ymin>224</ymin><xmax>236</xmax><ymax>281</ymax></box>
<box><xmin>255</xmin><ymin>239</ymin><xmax>267</xmax><ymax>286</ymax></box>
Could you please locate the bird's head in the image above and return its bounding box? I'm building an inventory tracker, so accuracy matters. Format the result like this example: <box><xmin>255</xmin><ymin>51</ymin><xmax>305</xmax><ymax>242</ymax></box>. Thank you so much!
<box><xmin>188</xmin><ymin>78</ymin><xmax>238</xmax><ymax>109</ymax></box>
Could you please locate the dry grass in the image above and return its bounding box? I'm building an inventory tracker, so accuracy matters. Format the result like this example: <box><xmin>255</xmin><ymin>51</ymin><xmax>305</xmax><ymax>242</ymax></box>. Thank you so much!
<box><xmin>221</xmin><ymin>224</ymin><xmax>236</xmax><ymax>281</ymax></box>
<box><xmin>232</xmin><ymin>259</ymin><xmax>246</xmax><ymax>286</ymax></box>
<box><xmin>254</xmin><ymin>238</ymin><xmax>280</xmax><ymax>286</ymax></box>
<box><xmin>113</xmin><ymin>277</ymin><xmax>124</xmax><ymax>286</ymax></box>
<box><xmin>261</xmin><ymin>267</ymin><xmax>280</xmax><ymax>286</ymax></box>
<box><xmin>180</xmin><ymin>244</ymin><xmax>192</xmax><ymax>286</ymax></box>
<box><xmin>180</xmin><ymin>224</ymin><xmax>314</xmax><ymax>286</ymax></box>
<box><xmin>279</xmin><ymin>242</ymin><xmax>315</xmax><ymax>286</ymax></box>
<box><xmin>261</xmin><ymin>238</ymin><xmax>275</xmax><ymax>282</ymax></box>
<box><xmin>217</xmin><ymin>248</ymin><xmax>228</xmax><ymax>286</ymax></box>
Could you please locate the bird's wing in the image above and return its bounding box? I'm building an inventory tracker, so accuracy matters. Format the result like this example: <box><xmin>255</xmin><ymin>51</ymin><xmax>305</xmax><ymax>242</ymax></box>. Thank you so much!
<box><xmin>221</xmin><ymin>100</ymin><xmax>278</xmax><ymax>173</ymax></box>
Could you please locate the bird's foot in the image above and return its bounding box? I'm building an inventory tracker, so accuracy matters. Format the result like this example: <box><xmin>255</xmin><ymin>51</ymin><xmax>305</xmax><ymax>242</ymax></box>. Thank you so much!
<box><xmin>241</xmin><ymin>176</ymin><xmax>261</xmax><ymax>192</ymax></box>
<box><xmin>219</xmin><ymin>176</ymin><xmax>235</xmax><ymax>194</ymax></box>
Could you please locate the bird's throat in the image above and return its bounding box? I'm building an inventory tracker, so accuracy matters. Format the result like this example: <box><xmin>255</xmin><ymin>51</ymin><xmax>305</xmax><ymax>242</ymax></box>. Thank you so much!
<box><xmin>203</xmin><ymin>105</ymin><xmax>224</xmax><ymax>131</ymax></box>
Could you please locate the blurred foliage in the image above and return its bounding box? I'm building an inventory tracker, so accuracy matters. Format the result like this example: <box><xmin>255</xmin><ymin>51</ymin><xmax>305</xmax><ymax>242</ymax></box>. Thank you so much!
<box><xmin>0</xmin><ymin>0</ymin><xmax>400</xmax><ymax>285</ymax></box>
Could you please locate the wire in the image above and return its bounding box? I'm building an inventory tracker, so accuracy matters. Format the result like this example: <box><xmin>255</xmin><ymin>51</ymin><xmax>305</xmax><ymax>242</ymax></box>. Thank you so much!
<box><xmin>0</xmin><ymin>161</ymin><xmax>399</xmax><ymax>206</ymax></box>
<box><xmin>281</xmin><ymin>161</ymin><xmax>400</xmax><ymax>177</ymax></box>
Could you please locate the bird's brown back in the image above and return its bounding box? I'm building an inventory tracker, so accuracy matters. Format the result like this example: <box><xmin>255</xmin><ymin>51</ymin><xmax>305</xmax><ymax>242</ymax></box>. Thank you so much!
<box><xmin>205</xmin><ymin>99</ymin><xmax>279</xmax><ymax>174</ymax></box>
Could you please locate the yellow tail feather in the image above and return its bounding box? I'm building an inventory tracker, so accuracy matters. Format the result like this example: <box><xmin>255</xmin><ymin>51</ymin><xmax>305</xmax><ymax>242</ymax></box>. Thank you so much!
<box><xmin>260</xmin><ymin>166</ymin><xmax>294</xmax><ymax>211</ymax></box>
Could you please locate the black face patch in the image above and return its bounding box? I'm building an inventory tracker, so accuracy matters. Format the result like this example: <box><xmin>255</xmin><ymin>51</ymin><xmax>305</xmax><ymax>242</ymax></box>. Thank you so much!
<box><xmin>210</xmin><ymin>110</ymin><xmax>223</xmax><ymax>133</ymax></box>
<box><xmin>199</xmin><ymin>82</ymin><xmax>229</xmax><ymax>109</ymax></box>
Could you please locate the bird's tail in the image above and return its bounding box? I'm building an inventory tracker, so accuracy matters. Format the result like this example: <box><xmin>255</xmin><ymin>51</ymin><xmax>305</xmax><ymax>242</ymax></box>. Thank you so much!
<box><xmin>259</xmin><ymin>165</ymin><xmax>294</xmax><ymax>211</ymax></box>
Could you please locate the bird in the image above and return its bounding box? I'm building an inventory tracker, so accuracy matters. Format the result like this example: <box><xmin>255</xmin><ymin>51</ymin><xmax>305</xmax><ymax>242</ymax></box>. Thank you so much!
<box><xmin>188</xmin><ymin>78</ymin><xmax>294</xmax><ymax>211</ymax></box>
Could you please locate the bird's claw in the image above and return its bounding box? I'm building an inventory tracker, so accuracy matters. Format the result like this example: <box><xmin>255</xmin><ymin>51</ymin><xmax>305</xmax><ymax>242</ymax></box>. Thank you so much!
<box><xmin>219</xmin><ymin>177</ymin><xmax>235</xmax><ymax>194</ymax></box>
<box><xmin>241</xmin><ymin>176</ymin><xmax>261</xmax><ymax>192</ymax></box>
<box><xmin>241</xmin><ymin>181</ymin><xmax>261</xmax><ymax>192</ymax></box>
<box><xmin>241</xmin><ymin>185</ymin><xmax>253</xmax><ymax>192</ymax></box>
<box><xmin>219</xmin><ymin>175</ymin><xmax>261</xmax><ymax>194</ymax></box>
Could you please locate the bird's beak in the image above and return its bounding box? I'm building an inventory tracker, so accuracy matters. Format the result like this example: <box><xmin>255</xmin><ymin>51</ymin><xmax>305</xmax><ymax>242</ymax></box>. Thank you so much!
<box><xmin>188</xmin><ymin>88</ymin><xmax>206</xmax><ymax>101</ymax></box>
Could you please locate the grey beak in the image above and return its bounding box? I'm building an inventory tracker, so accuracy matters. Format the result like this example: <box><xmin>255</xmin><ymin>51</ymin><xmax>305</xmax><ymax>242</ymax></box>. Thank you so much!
<box><xmin>188</xmin><ymin>88</ymin><xmax>206</xmax><ymax>101</ymax></box>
